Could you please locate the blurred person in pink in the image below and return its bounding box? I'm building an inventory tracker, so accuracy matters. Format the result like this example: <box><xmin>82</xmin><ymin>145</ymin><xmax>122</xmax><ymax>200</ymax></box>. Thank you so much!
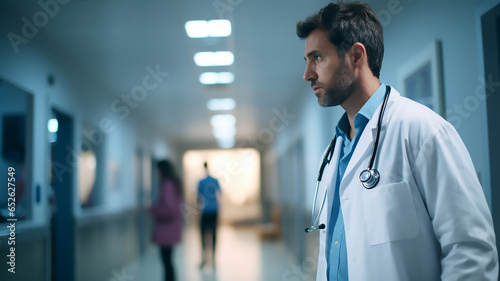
<box><xmin>149</xmin><ymin>159</ymin><xmax>184</xmax><ymax>281</ymax></box>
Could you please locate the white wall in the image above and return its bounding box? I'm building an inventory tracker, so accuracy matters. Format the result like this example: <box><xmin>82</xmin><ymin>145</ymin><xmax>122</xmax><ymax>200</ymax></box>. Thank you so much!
<box><xmin>374</xmin><ymin>0</ymin><xmax>492</xmax><ymax>204</ymax></box>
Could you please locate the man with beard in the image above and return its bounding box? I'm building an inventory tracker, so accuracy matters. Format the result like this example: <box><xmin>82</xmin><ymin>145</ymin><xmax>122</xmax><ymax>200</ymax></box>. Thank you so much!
<box><xmin>297</xmin><ymin>2</ymin><xmax>498</xmax><ymax>281</ymax></box>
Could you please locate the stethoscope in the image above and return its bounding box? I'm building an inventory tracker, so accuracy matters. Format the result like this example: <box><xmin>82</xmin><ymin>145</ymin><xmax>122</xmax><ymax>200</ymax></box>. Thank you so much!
<box><xmin>305</xmin><ymin>85</ymin><xmax>391</xmax><ymax>233</ymax></box>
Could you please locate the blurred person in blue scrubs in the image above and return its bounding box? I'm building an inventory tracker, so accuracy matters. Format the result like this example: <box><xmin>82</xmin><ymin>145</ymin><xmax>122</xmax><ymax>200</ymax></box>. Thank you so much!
<box><xmin>198</xmin><ymin>161</ymin><xmax>221</xmax><ymax>269</ymax></box>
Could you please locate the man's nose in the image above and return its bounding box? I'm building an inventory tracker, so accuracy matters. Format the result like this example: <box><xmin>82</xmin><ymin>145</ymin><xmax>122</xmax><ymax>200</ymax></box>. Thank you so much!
<box><xmin>303</xmin><ymin>64</ymin><xmax>318</xmax><ymax>82</ymax></box>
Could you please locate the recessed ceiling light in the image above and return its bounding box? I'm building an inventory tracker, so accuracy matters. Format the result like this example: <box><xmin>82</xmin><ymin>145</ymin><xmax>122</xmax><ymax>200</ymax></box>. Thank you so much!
<box><xmin>212</xmin><ymin>126</ymin><xmax>236</xmax><ymax>139</ymax></box>
<box><xmin>185</xmin><ymin>19</ymin><xmax>231</xmax><ymax>38</ymax></box>
<box><xmin>207</xmin><ymin>98</ymin><xmax>236</xmax><ymax>111</ymax></box>
<box><xmin>199</xmin><ymin>72</ymin><xmax>235</xmax><ymax>85</ymax></box>
<box><xmin>184</xmin><ymin>20</ymin><xmax>209</xmax><ymax>38</ymax></box>
<box><xmin>207</xmin><ymin>19</ymin><xmax>231</xmax><ymax>37</ymax></box>
<box><xmin>194</xmin><ymin>51</ymin><xmax>234</xmax><ymax>67</ymax></box>
<box><xmin>210</xmin><ymin>114</ymin><xmax>236</xmax><ymax>127</ymax></box>
<box><xmin>210</xmin><ymin>113</ymin><xmax>236</xmax><ymax>148</ymax></box>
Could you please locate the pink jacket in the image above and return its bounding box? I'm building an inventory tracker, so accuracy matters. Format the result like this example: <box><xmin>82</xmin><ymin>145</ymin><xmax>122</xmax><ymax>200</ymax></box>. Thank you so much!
<box><xmin>149</xmin><ymin>180</ymin><xmax>183</xmax><ymax>246</ymax></box>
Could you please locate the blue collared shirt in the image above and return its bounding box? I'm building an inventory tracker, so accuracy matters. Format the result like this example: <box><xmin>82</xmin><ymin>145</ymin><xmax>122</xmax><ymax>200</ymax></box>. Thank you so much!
<box><xmin>327</xmin><ymin>84</ymin><xmax>386</xmax><ymax>281</ymax></box>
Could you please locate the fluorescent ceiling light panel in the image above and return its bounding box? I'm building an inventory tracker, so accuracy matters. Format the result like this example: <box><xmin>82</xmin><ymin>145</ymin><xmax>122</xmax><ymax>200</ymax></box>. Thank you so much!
<box><xmin>210</xmin><ymin>114</ymin><xmax>236</xmax><ymax>128</ymax></box>
<box><xmin>185</xmin><ymin>19</ymin><xmax>231</xmax><ymax>38</ymax></box>
<box><xmin>200</xmin><ymin>72</ymin><xmax>218</xmax><ymax>85</ymax></box>
<box><xmin>207</xmin><ymin>98</ymin><xmax>236</xmax><ymax>111</ymax></box>
<box><xmin>217</xmin><ymin>72</ymin><xmax>235</xmax><ymax>83</ymax></box>
<box><xmin>184</xmin><ymin>20</ymin><xmax>209</xmax><ymax>38</ymax></box>
<box><xmin>199</xmin><ymin>72</ymin><xmax>235</xmax><ymax>85</ymax></box>
<box><xmin>211</xmin><ymin>112</ymin><xmax>236</xmax><ymax>148</ymax></box>
<box><xmin>208</xmin><ymin>19</ymin><xmax>231</xmax><ymax>37</ymax></box>
<box><xmin>194</xmin><ymin>51</ymin><xmax>234</xmax><ymax>67</ymax></box>
<box><xmin>212</xmin><ymin>126</ymin><xmax>236</xmax><ymax>139</ymax></box>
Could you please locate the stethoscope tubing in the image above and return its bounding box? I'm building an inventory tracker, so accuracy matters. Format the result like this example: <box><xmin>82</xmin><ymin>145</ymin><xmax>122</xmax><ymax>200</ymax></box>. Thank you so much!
<box><xmin>306</xmin><ymin>136</ymin><xmax>336</xmax><ymax>232</ymax></box>
<box><xmin>367</xmin><ymin>85</ymin><xmax>391</xmax><ymax>170</ymax></box>
<box><xmin>306</xmin><ymin>181</ymin><xmax>327</xmax><ymax>232</ymax></box>
<box><xmin>306</xmin><ymin>86</ymin><xmax>391</xmax><ymax>232</ymax></box>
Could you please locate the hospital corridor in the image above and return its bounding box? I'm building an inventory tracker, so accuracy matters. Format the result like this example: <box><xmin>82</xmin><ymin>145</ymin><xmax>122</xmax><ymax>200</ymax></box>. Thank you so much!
<box><xmin>109</xmin><ymin>224</ymin><xmax>302</xmax><ymax>281</ymax></box>
<box><xmin>1</xmin><ymin>0</ymin><xmax>500</xmax><ymax>280</ymax></box>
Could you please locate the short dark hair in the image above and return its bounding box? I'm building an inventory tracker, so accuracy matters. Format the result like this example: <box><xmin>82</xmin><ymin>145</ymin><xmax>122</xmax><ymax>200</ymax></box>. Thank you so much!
<box><xmin>296</xmin><ymin>2</ymin><xmax>384</xmax><ymax>78</ymax></box>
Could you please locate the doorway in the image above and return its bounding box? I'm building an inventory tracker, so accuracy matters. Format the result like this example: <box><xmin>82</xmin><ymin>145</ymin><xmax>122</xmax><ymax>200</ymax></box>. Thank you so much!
<box><xmin>50</xmin><ymin>108</ymin><xmax>75</xmax><ymax>281</ymax></box>
<box><xmin>479</xmin><ymin>0</ymin><xmax>500</xmax><ymax>259</ymax></box>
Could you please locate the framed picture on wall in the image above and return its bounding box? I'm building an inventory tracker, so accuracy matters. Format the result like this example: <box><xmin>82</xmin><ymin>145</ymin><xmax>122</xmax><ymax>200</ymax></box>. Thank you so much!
<box><xmin>398</xmin><ymin>40</ymin><xmax>445</xmax><ymax>117</ymax></box>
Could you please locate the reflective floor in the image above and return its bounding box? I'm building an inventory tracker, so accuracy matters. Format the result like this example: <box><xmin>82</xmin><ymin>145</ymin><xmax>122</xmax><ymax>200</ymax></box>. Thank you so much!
<box><xmin>107</xmin><ymin>223</ymin><xmax>314</xmax><ymax>281</ymax></box>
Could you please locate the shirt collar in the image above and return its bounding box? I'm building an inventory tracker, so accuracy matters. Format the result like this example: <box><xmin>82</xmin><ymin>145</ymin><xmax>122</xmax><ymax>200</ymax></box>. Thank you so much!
<box><xmin>336</xmin><ymin>83</ymin><xmax>386</xmax><ymax>138</ymax></box>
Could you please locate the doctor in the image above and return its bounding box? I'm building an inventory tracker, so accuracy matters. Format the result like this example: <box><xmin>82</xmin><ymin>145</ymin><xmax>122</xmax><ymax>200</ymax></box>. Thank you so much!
<box><xmin>296</xmin><ymin>2</ymin><xmax>498</xmax><ymax>281</ymax></box>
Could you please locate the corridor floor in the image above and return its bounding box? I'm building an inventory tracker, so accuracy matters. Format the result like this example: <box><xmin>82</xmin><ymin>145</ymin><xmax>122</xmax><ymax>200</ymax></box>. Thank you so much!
<box><xmin>107</xmin><ymin>223</ymin><xmax>315</xmax><ymax>281</ymax></box>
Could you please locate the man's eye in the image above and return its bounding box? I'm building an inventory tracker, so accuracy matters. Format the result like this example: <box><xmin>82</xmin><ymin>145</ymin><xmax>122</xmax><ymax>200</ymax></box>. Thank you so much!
<box><xmin>314</xmin><ymin>55</ymin><xmax>321</xmax><ymax>61</ymax></box>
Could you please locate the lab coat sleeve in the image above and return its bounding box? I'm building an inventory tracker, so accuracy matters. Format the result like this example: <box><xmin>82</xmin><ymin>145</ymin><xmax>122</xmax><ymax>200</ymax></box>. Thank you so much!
<box><xmin>412</xmin><ymin>123</ymin><xmax>498</xmax><ymax>280</ymax></box>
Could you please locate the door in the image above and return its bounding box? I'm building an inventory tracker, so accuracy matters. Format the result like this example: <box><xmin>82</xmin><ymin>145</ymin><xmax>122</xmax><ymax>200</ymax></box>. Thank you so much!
<box><xmin>50</xmin><ymin>108</ymin><xmax>75</xmax><ymax>281</ymax></box>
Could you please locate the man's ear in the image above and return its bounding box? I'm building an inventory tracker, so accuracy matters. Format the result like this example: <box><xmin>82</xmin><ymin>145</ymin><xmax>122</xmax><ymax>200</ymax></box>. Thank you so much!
<box><xmin>351</xmin><ymin>42</ymin><xmax>366</xmax><ymax>65</ymax></box>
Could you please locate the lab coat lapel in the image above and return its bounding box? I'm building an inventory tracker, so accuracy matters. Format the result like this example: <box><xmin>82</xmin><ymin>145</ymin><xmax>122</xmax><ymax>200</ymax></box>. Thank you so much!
<box><xmin>340</xmin><ymin>87</ymin><xmax>398</xmax><ymax>196</ymax></box>
<box><xmin>324</xmin><ymin>135</ymin><xmax>343</xmax><ymax>230</ymax></box>
<box><xmin>340</xmin><ymin>120</ymin><xmax>376</xmax><ymax>196</ymax></box>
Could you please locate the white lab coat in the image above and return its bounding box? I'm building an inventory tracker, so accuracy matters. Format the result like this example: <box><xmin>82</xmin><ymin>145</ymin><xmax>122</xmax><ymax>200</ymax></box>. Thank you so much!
<box><xmin>315</xmin><ymin>88</ymin><xmax>498</xmax><ymax>281</ymax></box>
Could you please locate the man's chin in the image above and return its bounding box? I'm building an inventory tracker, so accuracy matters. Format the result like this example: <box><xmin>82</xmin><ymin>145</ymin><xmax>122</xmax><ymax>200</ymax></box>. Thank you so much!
<box><xmin>317</xmin><ymin>95</ymin><xmax>336</xmax><ymax>107</ymax></box>
<box><xmin>320</xmin><ymin>100</ymin><xmax>343</xmax><ymax>108</ymax></box>
<box><xmin>317</xmin><ymin>98</ymin><xmax>330</xmax><ymax>107</ymax></box>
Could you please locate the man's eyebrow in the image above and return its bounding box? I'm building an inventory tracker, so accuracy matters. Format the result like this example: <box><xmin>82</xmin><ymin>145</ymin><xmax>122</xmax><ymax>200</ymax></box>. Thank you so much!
<box><xmin>304</xmin><ymin>50</ymin><xmax>319</xmax><ymax>61</ymax></box>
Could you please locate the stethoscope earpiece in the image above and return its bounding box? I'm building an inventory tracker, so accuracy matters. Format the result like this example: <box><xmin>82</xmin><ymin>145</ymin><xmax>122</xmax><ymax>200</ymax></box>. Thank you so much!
<box><xmin>359</xmin><ymin>169</ymin><xmax>380</xmax><ymax>189</ymax></box>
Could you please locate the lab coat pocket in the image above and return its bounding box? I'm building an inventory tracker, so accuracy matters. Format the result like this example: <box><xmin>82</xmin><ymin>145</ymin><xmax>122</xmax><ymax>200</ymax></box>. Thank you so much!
<box><xmin>362</xmin><ymin>181</ymin><xmax>420</xmax><ymax>245</ymax></box>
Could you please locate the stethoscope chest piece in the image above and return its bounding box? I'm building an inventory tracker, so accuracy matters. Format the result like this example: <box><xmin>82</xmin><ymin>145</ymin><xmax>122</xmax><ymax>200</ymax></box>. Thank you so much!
<box><xmin>359</xmin><ymin>169</ymin><xmax>380</xmax><ymax>189</ymax></box>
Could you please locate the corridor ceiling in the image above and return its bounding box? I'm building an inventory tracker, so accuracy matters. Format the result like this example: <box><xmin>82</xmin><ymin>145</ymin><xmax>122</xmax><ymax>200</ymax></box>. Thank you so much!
<box><xmin>2</xmin><ymin>0</ymin><xmax>383</xmax><ymax>149</ymax></box>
